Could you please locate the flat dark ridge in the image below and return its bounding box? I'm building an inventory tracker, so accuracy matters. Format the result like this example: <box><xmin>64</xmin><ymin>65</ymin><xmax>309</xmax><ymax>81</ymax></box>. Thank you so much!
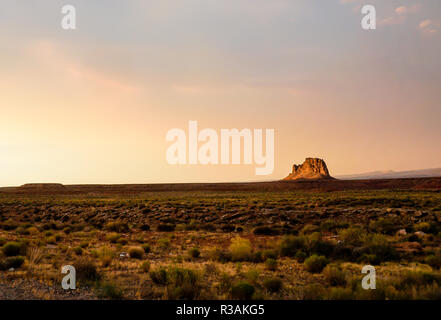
<box><xmin>0</xmin><ymin>177</ymin><xmax>440</xmax><ymax>195</ymax></box>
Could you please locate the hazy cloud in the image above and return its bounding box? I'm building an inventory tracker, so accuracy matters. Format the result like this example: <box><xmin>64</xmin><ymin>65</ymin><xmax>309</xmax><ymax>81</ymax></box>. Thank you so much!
<box><xmin>419</xmin><ymin>19</ymin><xmax>439</xmax><ymax>35</ymax></box>
<box><xmin>380</xmin><ymin>3</ymin><xmax>422</xmax><ymax>26</ymax></box>
<box><xmin>395</xmin><ymin>4</ymin><xmax>421</xmax><ymax>15</ymax></box>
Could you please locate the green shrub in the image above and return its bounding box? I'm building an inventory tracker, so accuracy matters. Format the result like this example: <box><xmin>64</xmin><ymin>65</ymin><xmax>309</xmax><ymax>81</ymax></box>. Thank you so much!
<box><xmin>339</xmin><ymin>227</ymin><xmax>366</xmax><ymax>246</ymax></box>
<box><xmin>414</xmin><ymin>222</ymin><xmax>432</xmax><ymax>233</ymax></box>
<box><xmin>80</xmin><ymin>241</ymin><xmax>89</xmax><ymax>249</ymax></box>
<box><xmin>75</xmin><ymin>259</ymin><xmax>100</xmax><ymax>283</ymax></box>
<box><xmin>229</xmin><ymin>237</ymin><xmax>252</xmax><ymax>262</ymax></box>
<box><xmin>218</xmin><ymin>273</ymin><xmax>233</xmax><ymax>294</ymax></box>
<box><xmin>332</xmin><ymin>244</ymin><xmax>354</xmax><ymax>261</ymax></box>
<box><xmin>185</xmin><ymin>221</ymin><xmax>201</xmax><ymax>231</ymax></box>
<box><xmin>150</xmin><ymin>267</ymin><xmax>168</xmax><ymax>285</ymax></box>
<box><xmin>370</xmin><ymin>218</ymin><xmax>400</xmax><ymax>235</ymax></box>
<box><xmin>168</xmin><ymin>267</ymin><xmax>198</xmax><ymax>286</ymax></box>
<box><xmin>116</xmin><ymin>238</ymin><xmax>128</xmax><ymax>245</ymax></box>
<box><xmin>251</xmin><ymin>251</ymin><xmax>264</xmax><ymax>263</ymax></box>
<box><xmin>245</xmin><ymin>269</ymin><xmax>259</xmax><ymax>284</ymax></box>
<box><xmin>158</xmin><ymin>238</ymin><xmax>171</xmax><ymax>250</ymax></box>
<box><xmin>96</xmin><ymin>282</ymin><xmax>123</xmax><ymax>300</ymax></box>
<box><xmin>208</xmin><ymin>247</ymin><xmax>232</xmax><ymax>263</ymax></box>
<box><xmin>148</xmin><ymin>267</ymin><xmax>200</xmax><ymax>299</ymax></box>
<box><xmin>309</xmin><ymin>238</ymin><xmax>335</xmax><ymax>257</ymax></box>
<box><xmin>63</xmin><ymin>226</ymin><xmax>73</xmax><ymax>234</ymax></box>
<box><xmin>142</xmin><ymin>244</ymin><xmax>151</xmax><ymax>254</ymax></box>
<box><xmin>98</xmin><ymin>247</ymin><xmax>114</xmax><ymax>267</ymax></box>
<box><xmin>105</xmin><ymin>221</ymin><xmax>129</xmax><ymax>233</ymax></box>
<box><xmin>321</xmin><ymin>220</ymin><xmax>349</xmax><ymax>232</ymax></box>
<box><xmin>3</xmin><ymin>256</ymin><xmax>25</xmax><ymax>269</ymax></box>
<box><xmin>16</xmin><ymin>226</ymin><xmax>30</xmax><ymax>235</ymax></box>
<box><xmin>157</xmin><ymin>224</ymin><xmax>175</xmax><ymax>232</ymax></box>
<box><xmin>139</xmin><ymin>224</ymin><xmax>150</xmax><ymax>231</ymax></box>
<box><xmin>1</xmin><ymin>220</ymin><xmax>18</xmax><ymax>231</ymax></box>
<box><xmin>262</xmin><ymin>249</ymin><xmax>278</xmax><ymax>260</ymax></box>
<box><xmin>301</xmin><ymin>224</ymin><xmax>319</xmax><ymax>235</ymax></box>
<box><xmin>263</xmin><ymin>278</ymin><xmax>283</xmax><ymax>293</ymax></box>
<box><xmin>253</xmin><ymin>226</ymin><xmax>280</xmax><ymax>235</ymax></box>
<box><xmin>231</xmin><ymin>282</ymin><xmax>255</xmax><ymax>300</ymax></box>
<box><xmin>106</xmin><ymin>233</ymin><xmax>121</xmax><ymax>243</ymax></box>
<box><xmin>73</xmin><ymin>247</ymin><xmax>83</xmax><ymax>256</ymax></box>
<box><xmin>279</xmin><ymin>235</ymin><xmax>307</xmax><ymax>257</ymax></box>
<box><xmin>46</xmin><ymin>236</ymin><xmax>57</xmax><ymax>244</ymax></box>
<box><xmin>129</xmin><ymin>247</ymin><xmax>144</xmax><ymax>259</ymax></box>
<box><xmin>323</xmin><ymin>264</ymin><xmax>347</xmax><ymax>286</ymax></box>
<box><xmin>44</xmin><ymin>230</ymin><xmax>54</xmax><ymax>237</ymax></box>
<box><xmin>166</xmin><ymin>268</ymin><xmax>200</xmax><ymax>300</ymax></box>
<box><xmin>304</xmin><ymin>255</ymin><xmax>328</xmax><ymax>273</ymax></box>
<box><xmin>188</xmin><ymin>247</ymin><xmax>200</xmax><ymax>259</ymax></box>
<box><xmin>327</xmin><ymin>287</ymin><xmax>353</xmax><ymax>300</ymax></box>
<box><xmin>425</xmin><ymin>255</ymin><xmax>441</xmax><ymax>269</ymax></box>
<box><xmin>140</xmin><ymin>261</ymin><xmax>150</xmax><ymax>273</ymax></box>
<box><xmin>398</xmin><ymin>271</ymin><xmax>441</xmax><ymax>288</ymax></box>
<box><xmin>357</xmin><ymin>253</ymin><xmax>379</xmax><ymax>265</ymax></box>
<box><xmin>265</xmin><ymin>258</ymin><xmax>278</xmax><ymax>271</ymax></box>
<box><xmin>301</xmin><ymin>283</ymin><xmax>326</xmax><ymax>300</ymax></box>
<box><xmin>295</xmin><ymin>251</ymin><xmax>307</xmax><ymax>262</ymax></box>
<box><xmin>364</xmin><ymin>234</ymin><xmax>398</xmax><ymax>263</ymax></box>
<box><xmin>2</xmin><ymin>242</ymin><xmax>22</xmax><ymax>257</ymax></box>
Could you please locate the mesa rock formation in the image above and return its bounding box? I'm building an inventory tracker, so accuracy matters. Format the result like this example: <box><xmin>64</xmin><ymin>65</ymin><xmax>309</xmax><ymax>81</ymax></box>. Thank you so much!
<box><xmin>283</xmin><ymin>158</ymin><xmax>333</xmax><ymax>180</ymax></box>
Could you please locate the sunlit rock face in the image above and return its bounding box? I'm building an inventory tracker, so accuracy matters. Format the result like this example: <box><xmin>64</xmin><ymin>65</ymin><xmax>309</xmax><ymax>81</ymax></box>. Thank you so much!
<box><xmin>283</xmin><ymin>158</ymin><xmax>333</xmax><ymax>180</ymax></box>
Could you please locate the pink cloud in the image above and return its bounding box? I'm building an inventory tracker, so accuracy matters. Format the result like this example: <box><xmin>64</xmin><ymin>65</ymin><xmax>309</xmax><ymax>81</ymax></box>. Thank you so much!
<box><xmin>419</xmin><ymin>19</ymin><xmax>439</xmax><ymax>35</ymax></box>
<box><xmin>395</xmin><ymin>4</ymin><xmax>421</xmax><ymax>15</ymax></box>
<box><xmin>380</xmin><ymin>4</ymin><xmax>422</xmax><ymax>26</ymax></box>
<box><xmin>379</xmin><ymin>15</ymin><xmax>406</xmax><ymax>26</ymax></box>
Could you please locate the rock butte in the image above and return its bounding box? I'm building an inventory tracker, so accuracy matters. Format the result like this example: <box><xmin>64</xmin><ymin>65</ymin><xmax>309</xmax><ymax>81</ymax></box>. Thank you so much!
<box><xmin>283</xmin><ymin>158</ymin><xmax>334</xmax><ymax>180</ymax></box>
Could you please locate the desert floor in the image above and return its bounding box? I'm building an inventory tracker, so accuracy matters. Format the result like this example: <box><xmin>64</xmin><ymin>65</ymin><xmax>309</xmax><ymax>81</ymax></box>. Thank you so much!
<box><xmin>0</xmin><ymin>182</ymin><xmax>440</xmax><ymax>300</ymax></box>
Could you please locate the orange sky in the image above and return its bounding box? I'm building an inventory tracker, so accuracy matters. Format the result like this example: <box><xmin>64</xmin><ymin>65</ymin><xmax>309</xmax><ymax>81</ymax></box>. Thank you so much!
<box><xmin>1</xmin><ymin>1</ymin><xmax>440</xmax><ymax>186</ymax></box>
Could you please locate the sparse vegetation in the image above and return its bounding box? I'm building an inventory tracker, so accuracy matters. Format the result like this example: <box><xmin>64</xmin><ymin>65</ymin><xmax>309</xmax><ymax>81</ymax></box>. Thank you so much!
<box><xmin>263</xmin><ymin>278</ymin><xmax>283</xmax><ymax>293</ymax></box>
<box><xmin>188</xmin><ymin>247</ymin><xmax>200</xmax><ymax>259</ymax></box>
<box><xmin>2</xmin><ymin>242</ymin><xmax>22</xmax><ymax>257</ymax></box>
<box><xmin>142</xmin><ymin>244</ymin><xmax>151</xmax><ymax>254</ymax></box>
<box><xmin>231</xmin><ymin>282</ymin><xmax>255</xmax><ymax>300</ymax></box>
<box><xmin>304</xmin><ymin>255</ymin><xmax>328</xmax><ymax>273</ymax></box>
<box><xmin>75</xmin><ymin>259</ymin><xmax>100</xmax><ymax>283</ymax></box>
<box><xmin>128</xmin><ymin>247</ymin><xmax>144</xmax><ymax>259</ymax></box>
<box><xmin>265</xmin><ymin>258</ymin><xmax>278</xmax><ymax>271</ymax></box>
<box><xmin>229</xmin><ymin>237</ymin><xmax>253</xmax><ymax>262</ymax></box>
<box><xmin>323</xmin><ymin>264</ymin><xmax>347</xmax><ymax>287</ymax></box>
<box><xmin>0</xmin><ymin>189</ymin><xmax>439</xmax><ymax>299</ymax></box>
<box><xmin>96</xmin><ymin>282</ymin><xmax>123</xmax><ymax>300</ymax></box>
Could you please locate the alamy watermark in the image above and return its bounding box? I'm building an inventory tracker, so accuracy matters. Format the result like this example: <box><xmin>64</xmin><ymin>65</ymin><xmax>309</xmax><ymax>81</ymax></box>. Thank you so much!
<box><xmin>61</xmin><ymin>265</ymin><xmax>76</xmax><ymax>290</ymax></box>
<box><xmin>165</xmin><ymin>121</ymin><xmax>274</xmax><ymax>175</ymax></box>
<box><xmin>361</xmin><ymin>5</ymin><xmax>376</xmax><ymax>30</ymax></box>
<box><xmin>361</xmin><ymin>265</ymin><xmax>376</xmax><ymax>290</ymax></box>
<box><xmin>61</xmin><ymin>4</ymin><xmax>76</xmax><ymax>30</ymax></box>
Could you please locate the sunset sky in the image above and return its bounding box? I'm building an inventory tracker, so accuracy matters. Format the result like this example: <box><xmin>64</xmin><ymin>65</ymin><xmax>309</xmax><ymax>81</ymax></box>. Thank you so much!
<box><xmin>1</xmin><ymin>0</ymin><xmax>440</xmax><ymax>186</ymax></box>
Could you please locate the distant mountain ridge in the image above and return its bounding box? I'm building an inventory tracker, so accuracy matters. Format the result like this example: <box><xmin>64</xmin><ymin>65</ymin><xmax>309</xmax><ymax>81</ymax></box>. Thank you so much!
<box><xmin>336</xmin><ymin>167</ymin><xmax>441</xmax><ymax>180</ymax></box>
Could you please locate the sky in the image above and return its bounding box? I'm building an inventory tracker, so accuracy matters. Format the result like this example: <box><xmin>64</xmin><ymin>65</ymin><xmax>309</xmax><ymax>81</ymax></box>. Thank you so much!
<box><xmin>0</xmin><ymin>0</ymin><xmax>440</xmax><ymax>186</ymax></box>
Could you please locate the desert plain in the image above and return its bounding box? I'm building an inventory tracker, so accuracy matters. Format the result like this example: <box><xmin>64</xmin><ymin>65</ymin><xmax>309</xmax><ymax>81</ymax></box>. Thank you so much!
<box><xmin>0</xmin><ymin>177</ymin><xmax>440</xmax><ymax>300</ymax></box>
